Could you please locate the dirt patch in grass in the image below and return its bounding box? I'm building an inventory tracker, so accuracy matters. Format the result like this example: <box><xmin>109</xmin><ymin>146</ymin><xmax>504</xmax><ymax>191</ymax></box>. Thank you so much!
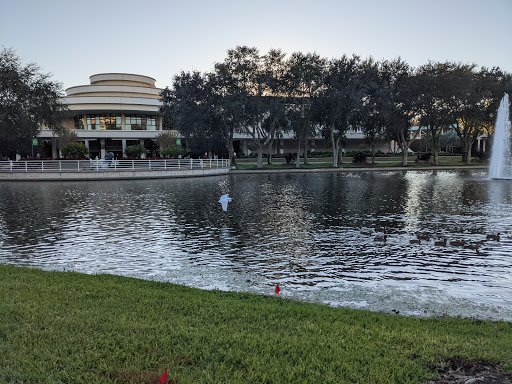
<box><xmin>102</xmin><ymin>370</ymin><xmax>179</xmax><ymax>384</ymax></box>
<box><xmin>429</xmin><ymin>357</ymin><xmax>512</xmax><ymax>383</ymax></box>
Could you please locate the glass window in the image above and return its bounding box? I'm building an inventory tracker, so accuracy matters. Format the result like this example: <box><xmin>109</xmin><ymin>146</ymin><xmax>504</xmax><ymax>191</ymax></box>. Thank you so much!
<box><xmin>86</xmin><ymin>114</ymin><xmax>121</xmax><ymax>130</ymax></box>
<box><xmin>74</xmin><ymin>115</ymin><xmax>84</xmax><ymax>130</ymax></box>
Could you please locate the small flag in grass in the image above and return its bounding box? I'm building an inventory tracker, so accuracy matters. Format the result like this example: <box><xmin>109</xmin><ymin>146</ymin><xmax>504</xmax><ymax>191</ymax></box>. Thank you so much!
<box><xmin>275</xmin><ymin>284</ymin><xmax>280</xmax><ymax>294</ymax></box>
<box><xmin>159</xmin><ymin>368</ymin><xmax>167</xmax><ymax>384</ymax></box>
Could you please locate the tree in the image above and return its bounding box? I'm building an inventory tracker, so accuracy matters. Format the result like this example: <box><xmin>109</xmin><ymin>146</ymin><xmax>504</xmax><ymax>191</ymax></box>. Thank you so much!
<box><xmin>0</xmin><ymin>48</ymin><xmax>67</xmax><ymax>158</ymax></box>
<box><xmin>60</xmin><ymin>142</ymin><xmax>88</xmax><ymax>159</ymax></box>
<box><xmin>416</xmin><ymin>62</ymin><xmax>460</xmax><ymax>165</ymax></box>
<box><xmin>381</xmin><ymin>58</ymin><xmax>419</xmax><ymax>166</ymax></box>
<box><xmin>160</xmin><ymin>71</ymin><xmax>228</xmax><ymax>159</ymax></box>
<box><xmin>451</xmin><ymin>65</ymin><xmax>504</xmax><ymax>165</ymax></box>
<box><xmin>155</xmin><ymin>131</ymin><xmax>178</xmax><ymax>149</ymax></box>
<box><xmin>318</xmin><ymin>55</ymin><xmax>363</xmax><ymax>167</ymax></box>
<box><xmin>359</xmin><ymin>58</ymin><xmax>390</xmax><ymax>165</ymax></box>
<box><xmin>284</xmin><ymin>52</ymin><xmax>327</xmax><ymax>168</ymax></box>
<box><xmin>124</xmin><ymin>144</ymin><xmax>147</xmax><ymax>158</ymax></box>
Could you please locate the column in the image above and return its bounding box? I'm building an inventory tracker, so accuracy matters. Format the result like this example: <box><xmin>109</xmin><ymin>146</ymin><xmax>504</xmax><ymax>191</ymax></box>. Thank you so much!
<box><xmin>100</xmin><ymin>138</ymin><xmax>106</xmax><ymax>159</ymax></box>
<box><xmin>122</xmin><ymin>139</ymin><xmax>127</xmax><ymax>157</ymax></box>
<box><xmin>139</xmin><ymin>138</ymin><xmax>146</xmax><ymax>159</ymax></box>
<box><xmin>52</xmin><ymin>139</ymin><xmax>58</xmax><ymax>159</ymax></box>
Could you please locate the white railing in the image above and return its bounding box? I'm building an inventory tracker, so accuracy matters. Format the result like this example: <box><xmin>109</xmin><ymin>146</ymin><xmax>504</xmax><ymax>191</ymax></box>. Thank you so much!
<box><xmin>0</xmin><ymin>158</ymin><xmax>230</xmax><ymax>172</ymax></box>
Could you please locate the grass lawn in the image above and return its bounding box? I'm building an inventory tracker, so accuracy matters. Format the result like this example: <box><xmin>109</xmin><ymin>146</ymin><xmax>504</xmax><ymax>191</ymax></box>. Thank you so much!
<box><xmin>234</xmin><ymin>156</ymin><xmax>480</xmax><ymax>170</ymax></box>
<box><xmin>1</xmin><ymin>265</ymin><xmax>510</xmax><ymax>383</ymax></box>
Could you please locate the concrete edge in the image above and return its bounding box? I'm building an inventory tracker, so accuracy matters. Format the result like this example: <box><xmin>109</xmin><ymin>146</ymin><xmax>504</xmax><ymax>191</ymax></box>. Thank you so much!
<box><xmin>0</xmin><ymin>168</ymin><xmax>230</xmax><ymax>182</ymax></box>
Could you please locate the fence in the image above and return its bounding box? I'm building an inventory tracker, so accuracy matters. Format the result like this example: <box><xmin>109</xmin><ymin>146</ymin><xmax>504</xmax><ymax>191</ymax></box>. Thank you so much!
<box><xmin>0</xmin><ymin>158</ymin><xmax>230</xmax><ymax>173</ymax></box>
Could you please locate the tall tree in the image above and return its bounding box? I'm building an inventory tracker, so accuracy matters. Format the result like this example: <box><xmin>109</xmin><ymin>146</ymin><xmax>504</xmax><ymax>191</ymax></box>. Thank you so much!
<box><xmin>416</xmin><ymin>61</ymin><xmax>459</xmax><ymax>165</ymax></box>
<box><xmin>261</xmin><ymin>49</ymin><xmax>288</xmax><ymax>165</ymax></box>
<box><xmin>0</xmin><ymin>48</ymin><xmax>67</xmax><ymax>158</ymax></box>
<box><xmin>318</xmin><ymin>55</ymin><xmax>363</xmax><ymax>167</ymax></box>
<box><xmin>161</xmin><ymin>71</ymin><xmax>223</xmax><ymax>157</ymax></box>
<box><xmin>381</xmin><ymin>58</ymin><xmax>419</xmax><ymax>166</ymax></box>
<box><xmin>284</xmin><ymin>52</ymin><xmax>327</xmax><ymax>168</ymax></box>
<box><xmin>359</xmin><ymin>58</ymin><xmax>389</xmax><ymax>165</ymax></box>
<box><xmin>451</xmin><ymin>65</ymin><xmax>505</xmax><ymax>165</ymax></box>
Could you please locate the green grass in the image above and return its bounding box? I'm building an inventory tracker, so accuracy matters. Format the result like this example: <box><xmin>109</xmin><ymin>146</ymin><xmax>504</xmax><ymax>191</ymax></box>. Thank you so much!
<box><xmin>1</xmin><ymin>265</ymin><xmax>510</xmax><ymax>383</ymax></box>
<box><xmin>234</xmin><ymin>156</ymin><xmax>483</xmax><ymax>170</ymax></box>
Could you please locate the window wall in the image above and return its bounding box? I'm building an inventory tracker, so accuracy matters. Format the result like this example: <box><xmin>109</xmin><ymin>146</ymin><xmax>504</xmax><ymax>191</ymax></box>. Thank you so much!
<box><xmin>86</xmin><ymin>114</ymin><xmax>122</xmax><ymax>130</ymax></box>
<box><xmin>125</xmin><ymin>115</ymin><xmax>158</xmax><ymax>131</ymax></box>
<box><xmin>75</xmin><ymin>114</ymin><xmax>160</xmax><ymax>130</ymax></box>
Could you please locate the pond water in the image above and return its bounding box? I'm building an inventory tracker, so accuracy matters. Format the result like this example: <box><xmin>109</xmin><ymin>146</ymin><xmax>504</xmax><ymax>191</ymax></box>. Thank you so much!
<box><xmin>1</xmin><ymin>170</ymin><xmax>511</xmax><ymax>321</ymax></box>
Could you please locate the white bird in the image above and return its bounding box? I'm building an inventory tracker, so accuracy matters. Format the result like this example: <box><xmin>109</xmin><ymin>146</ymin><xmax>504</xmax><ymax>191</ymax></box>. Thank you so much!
<box><xmin>218</xmin><ymin>194</ymin><xmax>232</xmax><ymax>211</ymax></box>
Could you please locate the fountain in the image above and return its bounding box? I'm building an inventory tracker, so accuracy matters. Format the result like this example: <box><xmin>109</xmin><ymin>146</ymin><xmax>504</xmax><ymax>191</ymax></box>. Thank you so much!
<box><xmin>489</xmin><ymin>93</ymin><xmax>511</xmax><ymax>179</ymax></box>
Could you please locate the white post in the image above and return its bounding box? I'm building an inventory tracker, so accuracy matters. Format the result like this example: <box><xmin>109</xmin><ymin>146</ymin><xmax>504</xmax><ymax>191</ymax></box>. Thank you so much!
<box><xmin>190</xmin><ymin>158</ymin><xmax>193</xmax><ymax>169</ymax></box>
<box><xmin>59</xmin><ymin>161</ymin><xmax>62</xmax><ymax>172</ymax></box>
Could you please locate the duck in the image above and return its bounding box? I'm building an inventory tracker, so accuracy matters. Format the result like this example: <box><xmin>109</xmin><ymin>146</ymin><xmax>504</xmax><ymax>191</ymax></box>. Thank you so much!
<box><xmin>434</xmin><ymin>238</ymin><xmax>447</xmax><ymax>246</ymax></box>
<box><xmin>486</xmin><ymin>233</ymin><xmax>500</xmax><ymax>241</ymax></box>
<box><xmin>374</xmin><ymin>235</ymin><xmax>387</xmax><ymax>242</ymax></box>
<box><xmin>417</xmin><ymin>233</ymin><xmax>431</xmax><ymax>241</ymax></box>
<box><xmin>409</xmin><ymin>239</ymin><xmax>421</xmax><ymax>244</ymax></box>
<box><xmin>449</xmin><ymin>240</ymin><xmax>466</xmax><ymax>247</ymax></box>
<box><xmin>464</xmin><ymin>243</ymin><xmax>480</xmax><ymax>250</ymax></box>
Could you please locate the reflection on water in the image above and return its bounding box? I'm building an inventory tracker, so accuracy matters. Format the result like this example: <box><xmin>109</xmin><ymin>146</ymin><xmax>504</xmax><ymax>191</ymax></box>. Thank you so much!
<box><xmin>1</xmin><ymin>170</ymin><xmax>511</xmax><ymax>320</ymax></box>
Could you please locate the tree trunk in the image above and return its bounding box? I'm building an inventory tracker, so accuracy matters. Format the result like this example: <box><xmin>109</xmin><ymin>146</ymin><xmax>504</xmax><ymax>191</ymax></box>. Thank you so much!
<box><xmin>399</xmin><ymin>130</ymin><xmax>408</xmax><ymax>166</ymax></box>
<box><xmin>330</xmin><ymin>128</ymin><xmax>339</xmax><ymax>168</ymax></box>
<box><xmin>465</xmin><ymin>141</ymin><xmax>473</xmax><ymax>165</ymax></box>
<box><xmin>256</xmin><ymin>140</ymin><xmax>263</xmax><ymax>169</ymax></box>
<box><xmin>371</xmin><ymin>142</ymin><xmax>376</xmax><ymax>165</ymax></box>
<box><xmin>226</xmin><ymin>133</ymin><xmax>235</xmax><ymax>166</ymax></box>
<box><xmin>267</xmin><ymin>140</ymin><xmax>273</xmax><ymax>165</ymax></box>
<box><xmin>295</xmin><ymin>141</ymin><xmax>301</xmax><ymax>169</ymax></box>
<box><xmin>303</xmin><ymin>138</ymin><xmax>309</xmax><ymax>165</ymax></box>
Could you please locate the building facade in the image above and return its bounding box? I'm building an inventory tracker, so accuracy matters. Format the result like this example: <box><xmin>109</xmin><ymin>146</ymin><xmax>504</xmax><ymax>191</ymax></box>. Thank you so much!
<box><xmin>39</xmin><ymin>73</ymin><xmax>166</xmax><ymax>159</ymax></box>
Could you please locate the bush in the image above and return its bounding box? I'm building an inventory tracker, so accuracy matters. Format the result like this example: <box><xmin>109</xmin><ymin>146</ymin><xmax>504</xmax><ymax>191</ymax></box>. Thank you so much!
<box><xmin>60</xmin><ymin>142</ymin><xmax>88</xmax><ymax>159</ymax></box>
<box><xmin>352</xmin><ymin>151</ymin><xmax>368</xmax><ymax>164</ymax></box>
<box><xmin>415</xmin><ymin>153</ymin><xmax>432</xmax><ymax>163</ymax></box>
<box><xmin>124</xmin><ymin>144</ymin><xmax>148</xmax><ymax>159</ymax></box>
<box><xmin>284</xmin><ymin>153</ymin><xmax>296</xmax><ymax>165</ymax></box>
<box><xmin>159</xmin><ymin>144</ymin><xmax>187</xmax><ymax>158</ymax></box>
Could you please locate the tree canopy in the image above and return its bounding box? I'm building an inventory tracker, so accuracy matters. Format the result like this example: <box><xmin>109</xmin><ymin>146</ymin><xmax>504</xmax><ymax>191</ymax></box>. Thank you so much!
<box><xmin>161</xmin><ymin>46</ymin><xmax>511</xmax><ymax>167</ymax></box>
<box><xmin>0</xmin><ymin>48</ymin><xmax>67</xmax><ymax>158</ymax></box>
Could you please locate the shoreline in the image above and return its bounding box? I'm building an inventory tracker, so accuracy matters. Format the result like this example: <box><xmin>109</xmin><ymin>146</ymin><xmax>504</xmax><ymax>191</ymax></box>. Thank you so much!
<box><xmin>0</xmin><ymin>164</ymin><xmax>488</xmax><ymax>181</ymax></box>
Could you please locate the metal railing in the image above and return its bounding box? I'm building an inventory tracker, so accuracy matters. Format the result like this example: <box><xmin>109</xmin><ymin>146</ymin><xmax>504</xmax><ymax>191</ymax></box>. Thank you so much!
<box><xmin>0</xmin><ymin>158</ymin><xmax>230</xmax><ymax>172</ymax></box>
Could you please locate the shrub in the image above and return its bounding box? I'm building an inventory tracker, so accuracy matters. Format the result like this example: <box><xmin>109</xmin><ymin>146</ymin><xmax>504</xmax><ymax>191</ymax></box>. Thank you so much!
<box><xmin>60</xmin><ymin>142</ymin><xmax>88</xmax><ymax>159</ymax></box>
<box><xmin>284</xmin><ymin>153</ymin><xmax>296</xmax><ymax>165</ymax></box>
<box><xmin>159</xmin><ymin>144</ymin><xmax>187</xmax><ymax>158</ymax></box>
<box><xmin>415</xmin><ymin>153</ymin><xmax>432</xmax><ymax>163</ymax></box>
<box><xmin>124</xmin><ymin>144</ymin><xmax>148</xmax><ymax>158</ymax></box>
<box><xmin>352</xmin><ymin>151</ymin><xmax>368</xmax><ymax>164</ymax></box>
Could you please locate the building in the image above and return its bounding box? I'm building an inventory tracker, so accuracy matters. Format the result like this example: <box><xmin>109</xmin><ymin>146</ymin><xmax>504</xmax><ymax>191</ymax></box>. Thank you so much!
<box><xmin>39</xmin><ymin>73</ymin><xmax>166</xmax><ymax>159</ymax></box>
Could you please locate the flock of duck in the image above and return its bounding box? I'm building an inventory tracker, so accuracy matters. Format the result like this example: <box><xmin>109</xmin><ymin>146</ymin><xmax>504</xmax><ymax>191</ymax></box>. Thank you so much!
<box><xmin>373</xmin><ymin>232</ymin><xmax>503</xmax><ymax>254</ymax></box>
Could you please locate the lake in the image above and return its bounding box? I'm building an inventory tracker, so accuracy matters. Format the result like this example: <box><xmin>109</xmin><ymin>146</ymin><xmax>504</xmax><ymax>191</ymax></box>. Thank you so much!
<box><xmin>1</xmin><ymin>170</ymin><xmax>511</xmax><ymax>321</ymax></box>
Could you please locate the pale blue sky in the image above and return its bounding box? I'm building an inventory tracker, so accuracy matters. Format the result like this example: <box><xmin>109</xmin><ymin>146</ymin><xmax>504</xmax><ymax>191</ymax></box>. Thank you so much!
<box><xmin>1</xmin><ymin>0</ymin><xmax>511</xmax><ymax>90</ymax></box>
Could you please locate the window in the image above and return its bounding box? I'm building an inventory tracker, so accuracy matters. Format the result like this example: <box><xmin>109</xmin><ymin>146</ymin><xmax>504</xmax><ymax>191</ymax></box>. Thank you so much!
<box><xmin>86</xmin><ymin>114</ymin><xmax>121</xmax><ymax>130</ymax></box>
<box><xmin>125</xmin><ymin>115</ymin><xmax>158</xmax><ymax>130</ymax></box>
<box><xmin>74</xmin><ymin>115</ymin><xmax>84</xmax><ymax>130</ymax></box>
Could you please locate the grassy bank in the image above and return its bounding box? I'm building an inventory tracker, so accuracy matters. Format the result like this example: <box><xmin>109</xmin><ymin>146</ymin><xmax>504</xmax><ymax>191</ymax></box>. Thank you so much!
<box><xmin>233</xmin><ymin>156</ymin><xmax>481</xmax><ymax>170</ymax></box>
<box><xmin>1</xmin><ymin>265</ymin><xmax>511</xmax><ymax>384</ymax></box>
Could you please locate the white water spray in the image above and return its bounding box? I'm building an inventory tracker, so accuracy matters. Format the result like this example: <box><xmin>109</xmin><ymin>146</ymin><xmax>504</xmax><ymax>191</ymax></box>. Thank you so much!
<box><xmin>489</xmin><ymin>93</ymin><xmax>511</xmax><ymax>179</ymax></box>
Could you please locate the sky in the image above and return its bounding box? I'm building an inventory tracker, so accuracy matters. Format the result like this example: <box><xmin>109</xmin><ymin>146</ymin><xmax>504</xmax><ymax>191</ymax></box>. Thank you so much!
<box><xmin>1</xmin><ymin>0</ymin><xmax>511</xmax><ymax>91</ymax></box>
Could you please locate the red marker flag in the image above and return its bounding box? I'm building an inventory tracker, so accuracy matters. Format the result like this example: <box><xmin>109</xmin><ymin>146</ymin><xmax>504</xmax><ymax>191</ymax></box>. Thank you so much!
<box><xmin>275</xmin><ymin>284</ymin><xmax>280</xmax><ymax>294</ymax></box>
<box><xmin>159</xmin><ymin>368</ymin><xmax>167</xmax><ymax>384</ymax></box>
